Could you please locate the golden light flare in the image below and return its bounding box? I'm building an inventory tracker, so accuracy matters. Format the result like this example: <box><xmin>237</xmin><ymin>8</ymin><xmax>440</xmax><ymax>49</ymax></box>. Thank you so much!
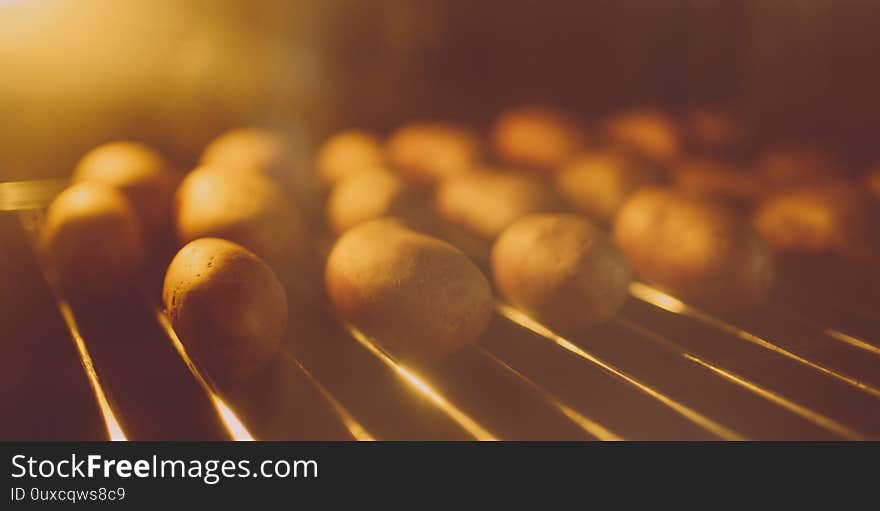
<box><xmin>615</xmin><ymin>317</ymin><xmax>866</xmax><ymax>440</ymax></box>
<box><xmin>280</xmin><ymin>350</ymin><xmax>375</xmax><ymax>441</ymax></box>
<box><xmin>473</xmin><ymin>345</ymin><xmax>623</xmax><ymax>441</ymax></box>
<box><xmin>152</xmin><ymin>306</ymin><xmax>254</xmax><ymax>441</ymax></box>
<box><xmin>495</xmin><ymin>302</ymin><xmax>746</xmax><ymax>441</ymax></box>
<box><xmin>344</xmin><ymin>324</ymin><xmax>498</xmax><ymax>441</ymax></box>
<box><xmin>57</xmin><ymin>301</ymin><xmax>127</xmax><ymax>441</ymax></box>
<box><xmin>629</xmin><ymin>282</ymin><xmax>880</xmax><ymax>399</ymax></box>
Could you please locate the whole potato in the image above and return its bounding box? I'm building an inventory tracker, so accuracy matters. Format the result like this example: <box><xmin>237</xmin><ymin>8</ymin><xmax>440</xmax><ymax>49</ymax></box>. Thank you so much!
<box><xmin>386</xmin><ymin>122</ymin><xmax>482</xmax><ymax>185</ymax></box>
<box><xmin>39</xmin><ymin>183</ymin><xmax>145</xmax><ymax>297</ymax></box>
<box><xmin>492</xmin><ymin>214</ymin><xmax>631</xmax><ymax>332</ymax></box>
<box><xmin>325</xmin><ymin>219</ymin><xmax>493</xmax><ymax>362</ymax></box>
<box><xmin>683</xmin><ymin>108</ymin><xmax>749</xmax><ymax>154</ymax></box>
<box><xmin>174</xmin><ymin>166</ymin><xmax>308</xmax><ymax>271</ymax></box>
<box><xmin>326</xmin><ymin>167</ymin><xmax>427</xmax><ymax>235</ymax></box>
<box><xmin>602</xmin><ymin>108</ymin><xmax>682</xmax><ymax>164</ymax></box>
<box><xmin>757</xmin><ymin>144</ymin><xmax>844</xmax><ymax>190</ymax></box>
<box><xmin>72</xmin><ymin>141</ymin><xmax>177</xmax><ymax>237</ymax></box>
<box><xmin>491</xmin><ymin>106</ymin><xmax>588</xmax><ymax>170</ymax></box>
<box><xmin>163</xmin><ymin>238</ymin><xmax>287</xmax><ymax>382</ymax></box>
<box><xmin>201</xmin><ymin>128</ymin><xmax>294</xmax><ymax>178</ymax></box>
<box><xmin>671</xmin><ymin>158</ymin><xmax>762</xmax><ymax>205</ymax></box>
<box><xmin>435</xmin><ymin>170</ymin><xmax>561</xmax><ymax>242</ymax></box>
<box><xmin>753</xmin><ymin>180</ymin><xmax>880</xmax><ymax>262</ymax></box>
<box><xmin>613</xmin><ymin>187</ymin><xmax>775</xmax><ymax>310</ymax></box>
<box><xmin>554</xmin><ymin>149</ymin><xmax>660</xmax><ymax>224</ymax></box>
<box><xmin>315</xmin><ymin>130</ymin><xmax>385</xmax><ymax>188</ymax></box>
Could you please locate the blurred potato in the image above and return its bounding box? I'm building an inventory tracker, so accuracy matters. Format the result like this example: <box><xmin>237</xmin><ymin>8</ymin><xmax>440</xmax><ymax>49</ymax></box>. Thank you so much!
<box><xmin>671</xmin><ymin>158</ymin><xmax>762</xmax><ymax>205</ymax></box>
<box><xmin>163</xmin><ymin>238</ymin><xmax>287</xmax><ymax>382</ymax></box>
<box><xmin>683</xmin><ymin>108</ymin><xmax>749</xmax><ymax>155</ymax></box>
<box><xmin>603</xmin><ymin>108</ymin><xmax>682</xmax><ymax>164</ymax></box>
<box><xmin>757</xmin><ymin>144</ymin><xmax>845</xmax><ymax>190</ymax></box>
<box><xmin>554</xmin><ymin>149</ymin><xmax>661</xmax><ymax>224</ymax></box>
<box><xmin>326</xmin><ymin>167</ymin><xmax>426</xmax><ymax>235</ymax></box>
<box><xmin>325</xmin><ymin>219</ymin><xmax>493</xmax><ymax>362</ymax></box>
<box><xmin>72</xmin><ymin>141</ymin><xmax>177</xmax><ymax>237</ymax></box>
<box><xmin>614</xmin><ymin>187</ymin><xmax>775</xmax><ymax>310</ymax></box>
<box><xmin>864</xmin><ymin>165</ymin><xmax>880</xmax><ymax>200</ymax></box>
<box><xmin>174</xmin><ymin>166</ymin><xmax>308</xmax><ymax>272</ymax></box>
<box><xmin>492</xmin><ymin>213</ymin><xmax>631</xmax><ymax>332</ymax></box>
<box><xmin>491</xmin><ymin>105</ymin><xmax>588</xmax><ymax>170</ymax></box>
<box><xmin>39</xmin><ymin>183</ymin><xmax>145</xmax><ymax>297</ymax></box>
<box><xmin>315</xmin><ymin>129</ymin><xmax>385</xmax><ymax>188</ymax></box>
<box><xmin>386</xmin><ymin>122</ymin><xmax>482</xmax><ymax>185</ymax></box>
<box><xmin>753</xmin><ymin>180</ymin><xmax>880</xmax><ymax>262</ymax></box>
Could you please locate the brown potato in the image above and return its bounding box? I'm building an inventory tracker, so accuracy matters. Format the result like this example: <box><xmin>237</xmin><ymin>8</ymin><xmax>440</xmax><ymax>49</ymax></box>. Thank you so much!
<box><xmin>671</xmin><ymin>158</ymin><xmax>762</xmax><ymax>205</ymax></box>
<box><xmin>435</xmin><ymin>170</ymin><xmax>561</xmax><ymax>242</ymax></box>
<box><xmin>757</xmin><ymin>144</ymin><xmax>844</xmax><ymax>190</ymax></box>
<box><xmin>39</xmin><ymin>183</ymin><xmax>145</xmax><ymax>297</ymax></box>
<box><xmin>864</xmin><ymin>165</ymin><xmax>880</xmax><ymax>200</ymax></box>
<box><xmin>492</xmin><ymin>214</ymin><xmax>631</xmax><ymax>332</ymax></box>
<box><xmin>201</xmin><ymin>128</ymin><xmax>296</xmax><ymax>178</ymax></box>
<box><xmin>174</xmin><ymin>166</ymin><xmax>308</xmax><ymax>271</ymax></box>
<box><xmin>491</xmin><ymin>106</ymin><xmax>588</xmax><ymax>170</ymax></box>
<box><xmin>386</xmin><ymin>122</ymin><xmax>482</xmax><ymax>184</ymax></box>
<box><xmin>163</xmin><ymin>238</ymin><xmax>287</xmax><ymax>382</ymax></box>
<box><xmin>614</xmin><ymin>187</ymin><xmax>775</xmax><ymax>310</ymax></box>
<box><xmin>326</xmin><ymin>167</ymin><xmax>426</xmax><ymax>235</ymax></box>
<box><xmin>72</xmin><ymin>141</ymin><xmax>177</xmax><ymax>236</ymax></box>
<box><xmin>554</xmin><ymin>149</ymin><xmax>661</xmax><ymax>224</ymax></box>
<box><xmin>325</xmin><ymin>219</ymin><xmax>493</xmax><ymax>362</ymax></box>
<box><xmin>684</xmin><ymin>108</ymin><xmax>748</xmax><ymax>154</ymax></box>
<box><xmin>315</xmin><ymin>130</ymin><xmax>385</xmax><ymax>188</ymax></box>
<box><xmin>753</xmin><ymin>180</ymin><xmax>880</xmax><ymax>262</ymax></box>
<box><xmin>603</xmin><ymin>108</ymin><xmax>682</xmax><ymax>164</ymax></box>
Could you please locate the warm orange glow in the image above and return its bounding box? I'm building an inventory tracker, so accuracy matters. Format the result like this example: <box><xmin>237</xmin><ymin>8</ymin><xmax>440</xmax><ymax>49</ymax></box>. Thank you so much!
<box><xmin>630</xmin><ymin>282</ymin><xmax>880</xmax><ymax>399</ymax></box>
<box><xmin>824</xmin><ymin>329</ymin><xmax>880</xmax><ymax>358</ymax></box>
<box><xmin>344</xmin><ymin>324</ymin><xmax>497</xmax><ymax>441</ymax></box>
<box><xmin>473</xmin><ymin>346</ymin><xmax>622</xmax><ymax>440</ymax></box>
<box><xmin>152</xmin><ymin>306</ymin><xmax>254</xmax><ymax>441</ymax></box>
<box><xmin>57</xmin><ymin>302</ymin><xmax>127</xmax><ymax>441</ymax></box>
<box><xmin>281</xmin><ymin>350</ymin><xmax>375</xmax><ymax>441</ymax></box>
<box><xmin>495</xmin><ymin>302</ymin><xmax>745</xmax><ymax>440</ymax></box>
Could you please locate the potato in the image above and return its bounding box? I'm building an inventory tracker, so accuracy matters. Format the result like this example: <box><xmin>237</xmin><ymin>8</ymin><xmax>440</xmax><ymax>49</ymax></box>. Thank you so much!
<box><xmin>602</xmin><ymin>108</ymin><xmax>682</xmax><ymax>164</ymax></box>
<box><xmin>315</xmin><ymin>130</ymin><xmax>385</xmax><ymax>188</ymax></box>
<box><xmin>72</xmin><ymin>141</ymin><xmax>177</xmax><ymax>236</ymax></box>
<box><xmin>613</xmin><ymin>187</ymin><xmax>775</xmax><ymax>310</ymax></box>
<box><xmin>39</xmin><ymin>183</ymin><xmax>145</xmax><ymax>297</ymax></box>
<box><xmin>435</xmin><ymin>170</ymin><xmax>561</xmax><ymax>242</ymax></box>
<box><xmin>386</xmin><ymin>122</ymin><xmax>482</xmax><ymax>184</ymax></box>
<box><xmin>554</xmin><ymin>149</ymin><xmax>660</xmax><ymax>224</ymax></box>
<box><xmin>201</xmin><ymin>128</ymin><xmax>295</xmax><ymax>178</ymax></box>
<box><xmin>757</xmin><ymin>144</ymin><xmax>844</xmax><ymax>190</ymax></box>
<box><xmin>671</xmin><ymin>158</ymin><xmax>762</xmax><ymax>205</ymax></box>
<box><xmin>325</xmin><ymin>219</ymin><xmax>493</xmax><ymax>362</ymax></box>
<box><xmin>683</xmin><ymin>108</ymin><xmax>748</xmax><ymax>154</ymax></box>
<box><xmin>326</xmin><ymin>167</ymin><xmax>426</xmax><ymax>235</ymax></box>
<box><xmin>492</xmin><ymin>214</ymin><xmax>631</xmax><ymax>332</ymax></box>
<box><xmin>491</xmin><ymin>106</ymin><xmax>588</xmax><ymax>170</ymax></box>
<box><xmin>173</xmin><ymin>166</ymin><xmax>308</xmax><ymax>271</ymax></box>
<box><xmin>753</xmin><ymin>180</ymin><xmax>880</xmax><ymax>262</ymax></box>
<box><xmin>163</xmin><ymin>238</ymin><xmax>287</xmax><ymax>381</ymax></box>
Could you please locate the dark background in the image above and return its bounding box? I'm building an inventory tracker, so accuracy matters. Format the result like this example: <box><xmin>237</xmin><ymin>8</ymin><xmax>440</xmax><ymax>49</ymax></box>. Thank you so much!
<box><xmin>2</xmin><ymin>0</ymin><xmax>879</xmax><ymax>180</ymax></box>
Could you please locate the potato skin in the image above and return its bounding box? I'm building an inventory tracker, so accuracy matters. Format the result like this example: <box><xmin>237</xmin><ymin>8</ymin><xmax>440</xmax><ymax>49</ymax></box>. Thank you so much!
<box><xmin>757</xmin><ymin>144</ymin><xmax>844</xmax><ymax>190</ymax></box>
<box><xmin>491</xmin><ymin>106</ymin><xmax>588</xmax><ymax>170</ymax></box>
<box><xmin>39</xmin><ymin>183</ymin><xmax>145</xmax><ymax>297</ymax></box>
<box><xmin>492</xmin><ymin>214</ymin><xmax>631</xmax><ymax>332</ymax></box>
<box><xmin>72</xmin><ymin>141</ymin><xmax>176</xmax><ymax>236</ymax></box>
<box><xmin>613</xmin><ymin>187</ymin><xmax>775</xmax><ymax>310</ymax></box>
<box><xmin>201</xmin><ymin>128</ymin><xmax>293</xmax><ymax>178</ymax></box>
<box><xmin>671</xmin><ymin>158</ymin><xmax>762</xmax><ymax>205</ymax></box>
<box><xmin>435</xmin><ymin>171</ymin><xmax>561</xmax><ymax>242</ymax></box>
<box><xmin>326</xmin><ymin>167</ymin><xmax>424</xmax><ymax>235</ymax></box>
<box><xmin>173</xmin><ymin>166</ymin><xmax>308</xmax><ymax>271</ymax></box>
<box><xmin>683</xmin><ymin>108</ymin><xmax>748</xmax><ymax>155</ymax></box>
<box><xmin>163</xmin><ymin>238</ymin><xmax>287</xmax><ymax>381</ymax></box>
<box><xmin>315</xmin><ymin>130</ymin><xmax>385</xmax><ymax>188</ymax></box>
<box><xmin>753</xmin><ymin>180</ymin><xmax>880</xmax><ymax>262</ymax></box>
<box><xmin>554</xmin><ymin>149</ymin><xmax>660</xmax><ymax>224</ymax></box>
<box><xmin>387</xmin><ymin>122</ymin><xmax>482</xmax><ymax>185</ymax></box>
<box><xmin>325</xmin><ymin>219</ymin><xmax>493</xmax><ymax>362</ymax></box>
<box><xmin>865</xmin><ymin>165</ymin><xmax>880</xmax><ymax>200</ymax></box>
